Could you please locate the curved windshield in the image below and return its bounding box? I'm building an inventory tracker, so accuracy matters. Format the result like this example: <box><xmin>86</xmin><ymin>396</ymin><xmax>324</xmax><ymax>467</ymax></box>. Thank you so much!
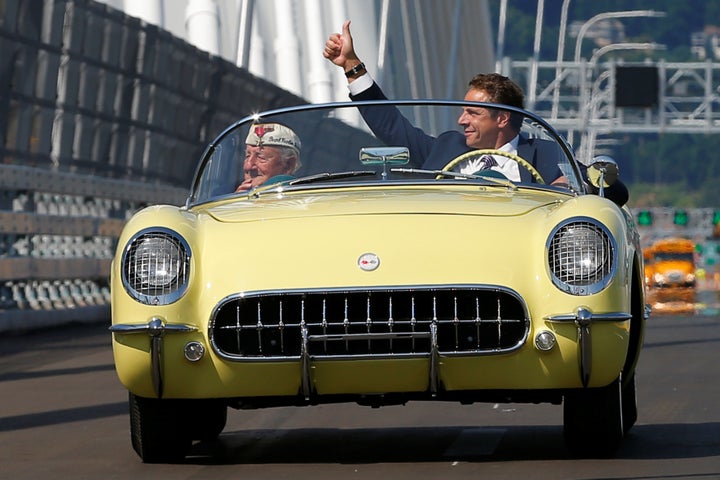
<box><xmin>189</xmin><ymin>100</ymin><xmax>583</xmax><ymax>205</ymax></box>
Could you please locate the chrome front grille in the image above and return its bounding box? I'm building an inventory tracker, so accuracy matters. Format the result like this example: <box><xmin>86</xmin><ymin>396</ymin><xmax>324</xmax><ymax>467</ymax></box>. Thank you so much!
<box><xmin>210</xmin><ymin>287</ymin><xmax>529</xmax><ymax>360</ymax></box>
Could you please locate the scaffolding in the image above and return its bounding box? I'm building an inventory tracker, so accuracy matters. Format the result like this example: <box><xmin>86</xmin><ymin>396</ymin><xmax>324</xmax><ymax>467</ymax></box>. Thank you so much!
<box><xmin>499</xmin><ymin>59</ymin><xmax>720</xmax><ymax>163</ymax></box>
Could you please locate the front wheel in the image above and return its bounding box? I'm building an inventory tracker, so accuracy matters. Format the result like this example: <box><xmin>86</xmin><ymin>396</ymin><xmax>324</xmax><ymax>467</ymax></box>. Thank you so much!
<box><xmin>129</xmin><ymin>393</ymin><xmax>192</xmax><ymax>463</ymax></box>
<box><xmin>191</xmin><ymin>400</ymin><xmax>227</xmax><ymax>441</ymax></box>
<box><xmin>563</xmin><ymin>376</ymin><xmax>624</xmax><ymax>458</ymax></box>
<box><xmin>622</xmin><ymin>372</ymin><xmax>638</xmax><ymax>434</ymax></box>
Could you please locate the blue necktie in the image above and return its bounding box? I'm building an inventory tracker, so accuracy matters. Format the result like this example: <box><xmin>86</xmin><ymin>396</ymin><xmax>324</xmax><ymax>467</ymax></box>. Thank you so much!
<box><xmin>478</xmin><ymin>155</ymin><xmax>497</xmax><ymax>170</ymax></box>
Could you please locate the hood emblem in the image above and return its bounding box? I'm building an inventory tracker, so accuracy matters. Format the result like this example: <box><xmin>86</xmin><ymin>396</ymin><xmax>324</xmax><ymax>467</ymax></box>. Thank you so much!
<box><xmin>358</xmin><ymin>253</ymin><xmax>380</xmax><ymax>271</ymax></box>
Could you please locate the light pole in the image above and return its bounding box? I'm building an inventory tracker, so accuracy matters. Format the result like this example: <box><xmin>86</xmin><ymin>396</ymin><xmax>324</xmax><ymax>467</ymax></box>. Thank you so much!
<box><xmin>236</xmin><ymin>0</ymin><xmax>255</xmax><ymax>67</ymax></box>
<box><xmin>579</xmin><ymin>42</ymin><xmax>666</xmax><ymax>162</ymax></box>
<box><xmin>495</xmin><ymin>0</ymin><xmax>508</xmax><ymax>73</ymax></box>
<box><xmin>589</xmin><ymin>42</ymin><xmax>666</xmax><ymax>64</ymax></box>
<box><xmin>527</xmin><ymin>0</ymin><xmax>545</xmax><ymax>110</ymax></box>
<box><xmin>551</xmin><ymin>0</ymin><xmax>572</xmax><ymax>119</ymax></box>
<box><xmin>570</xmin><ymin>10</ymin><xmax>665</xmax><ymax>162</ymax></box>
<box><xmin>573</xmin><ymin>10</ymin><xmax>666</xmax><ymax>63</ymax></box>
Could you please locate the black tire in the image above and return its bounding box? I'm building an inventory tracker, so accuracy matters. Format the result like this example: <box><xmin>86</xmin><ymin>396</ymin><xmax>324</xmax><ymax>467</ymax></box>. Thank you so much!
<box><xmin>129</xmin><ymin>393</ymin><xmax>192</xmax><ymax>463</ymax></box>
<box><xmin>563</xmin><ymin>376</ymin><xmax>624</xmax><ymax>458</ymax></box>
<box><xmin>190</xmin><ymin>400</ymin><xmax>227</xmax><ymax>441</ymax></box>
<box><xmin>622</xmin><ymin>372</ymin><xmax>638</xmax><ymax>434</ymax></box>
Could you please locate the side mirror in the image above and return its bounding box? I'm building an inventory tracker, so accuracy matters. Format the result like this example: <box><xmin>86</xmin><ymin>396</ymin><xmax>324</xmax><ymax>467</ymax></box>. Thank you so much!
<box><xmin>586</xmin><ymin>155</ymin><xmax>619</xmax><ymax>196</ymax></box>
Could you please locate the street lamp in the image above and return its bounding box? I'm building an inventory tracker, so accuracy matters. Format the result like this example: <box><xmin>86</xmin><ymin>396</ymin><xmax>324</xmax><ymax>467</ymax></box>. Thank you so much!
<box><xmin>573</xmin><ymin>10</ymin><xmax>666</xmax><ymax>63</ymax></box>
<box><xmin>551</xmin><ymin>0</ymin><xmax>572</xmax><ymax>119</ymax></box>
<box><xmin>495</xmin><ymin>0</ymin><xmax>508</xmax><ymax>73</ymax></box>
<box><xmin>589</xmin><ymin>42</ymin><xmax>666</xmax><ymax>64</ymax></box>
<box><xmin>552</xmin><ymin>8</ymin><xmax>664</xmax><ymax>121</ymax></box>
<box><xmin>577</xmin><ymin>42</ymin><xmax>666</xmax><ymax>162</ymax></box>
<box><xmin>527</xmin><ymin>0</ymin><xmax>545</xmax><ymax>109</ymax></box>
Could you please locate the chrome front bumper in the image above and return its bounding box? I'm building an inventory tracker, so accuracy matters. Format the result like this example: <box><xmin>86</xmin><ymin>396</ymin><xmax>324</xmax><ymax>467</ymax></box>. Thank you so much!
<box><xmin>110</xmin><ymin>317</ymin><xmax>197</xmax><ymax>398</ymax></box>
<box><xmin>545</xmin><ymin>305</ymin><xmax>650</xmax><ymax>387</ymax></box>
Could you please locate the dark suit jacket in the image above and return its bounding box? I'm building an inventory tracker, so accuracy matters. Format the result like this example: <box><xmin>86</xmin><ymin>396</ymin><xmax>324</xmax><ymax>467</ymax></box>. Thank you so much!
<box><xmin>351</xmin><ymin>82</ymin><xmax>561</xmax><ymax>182</ymax></box>
<box><xmin>351</xmin><ymin>81</ymin><xmax>628</xmax><ymax>205</ymax></box>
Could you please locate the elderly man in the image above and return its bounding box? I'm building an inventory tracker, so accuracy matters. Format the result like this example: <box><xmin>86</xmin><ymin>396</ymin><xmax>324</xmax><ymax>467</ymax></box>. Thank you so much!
<box><xmin>236</xmin><ymin>123</ymin><xmax>301</xmax><ymax>191</ymax></box>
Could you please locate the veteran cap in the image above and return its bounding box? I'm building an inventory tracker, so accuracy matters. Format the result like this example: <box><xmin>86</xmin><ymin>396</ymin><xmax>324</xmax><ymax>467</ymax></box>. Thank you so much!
<box><xmin>246</xmin><ymin>123</ymin><xmax>301</xmax><ymax>154</ymax></box>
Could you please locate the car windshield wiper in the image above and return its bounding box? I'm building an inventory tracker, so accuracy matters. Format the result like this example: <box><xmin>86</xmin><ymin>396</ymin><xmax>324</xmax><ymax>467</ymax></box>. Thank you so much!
<box><xmin>245</xmin><ymin>171</ymin><xmax>378</xmax><ymax>198</ymax></box>
<box><xmin>391</xmin><ymin>167</ymin><xmax>518</xmax><ymax>189</ymax></box>
<box><xmin>288</xmin><ymin>170</ymin><xmax>378</xmax><ymax>186</ymax></box>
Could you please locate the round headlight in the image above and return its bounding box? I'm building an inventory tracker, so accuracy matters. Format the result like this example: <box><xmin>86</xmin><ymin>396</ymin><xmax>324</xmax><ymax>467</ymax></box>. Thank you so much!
<box><xmin>547</xmin><ymin>219</ymin><xmax>616</xmax><ymax>295</ymax></box>
<box><xmin>134</xmin><ymin>236</ymin><xmax>183</xmax><ymax>287</ymax></box>
<box><xmin>122</xmin><ymin>228</ymin><xmax>191</xmax><ymax>305</ymax></box>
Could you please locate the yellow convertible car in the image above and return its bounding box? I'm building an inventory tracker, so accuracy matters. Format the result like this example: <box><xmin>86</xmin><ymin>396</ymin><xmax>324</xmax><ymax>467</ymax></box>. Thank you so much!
<box><xmin>110</xmin><ymin>100</ymin><xmax>648</xmax><ymax>462</ymax></box>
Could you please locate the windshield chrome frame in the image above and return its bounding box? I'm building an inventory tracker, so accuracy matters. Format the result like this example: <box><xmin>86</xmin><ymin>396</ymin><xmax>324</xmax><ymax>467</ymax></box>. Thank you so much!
<box><xmin>185</xmin><ymin>100</ymin><xmax>586</xmax><ymax>207</ymax></box>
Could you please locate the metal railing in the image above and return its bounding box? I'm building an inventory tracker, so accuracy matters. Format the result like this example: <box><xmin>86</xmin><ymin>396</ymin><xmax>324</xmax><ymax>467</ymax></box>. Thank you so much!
<box><xmin>0</xmin><ymin>0</ymin><xmax>306</xmax><ymax>331</ymax></box>
<box><xmin>500</xmin><ymin>59</ymin><xmax>720</xmax><ymax>163</ymax></box>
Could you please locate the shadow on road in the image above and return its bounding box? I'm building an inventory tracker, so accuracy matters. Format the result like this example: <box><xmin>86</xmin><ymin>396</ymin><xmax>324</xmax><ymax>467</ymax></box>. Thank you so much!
<box><xmin>182</xmin><ymin>421</ymin><xmax>720</xmax><ymax>464</ymax></box>
<box><xmin>0</xmin><ymin>401</ymin><xmax>127</xmax><ymax>432</ymax></box>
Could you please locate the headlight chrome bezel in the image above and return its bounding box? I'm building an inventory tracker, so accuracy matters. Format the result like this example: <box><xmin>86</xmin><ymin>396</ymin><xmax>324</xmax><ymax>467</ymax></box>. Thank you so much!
<box><xmin>546</xmin><ymin>217</ymin><xmax>616</xmax><ymax>296</ymax></box>
<box><xmin>121</xmin><ymin>227</ymin><xmax>191</xmax><ymax>305</ymax></box>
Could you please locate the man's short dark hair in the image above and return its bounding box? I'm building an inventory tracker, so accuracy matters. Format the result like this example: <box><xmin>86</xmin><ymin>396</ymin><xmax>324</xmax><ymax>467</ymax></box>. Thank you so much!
<box><xmin>468</xmin><ymin>73</ymin><xmax>525</xmax><ymax>130</ymax></box>
<box><xmin>468</xmin><ymin>73</ymin><xmax>525</xmax><ymax>109</ymax></box>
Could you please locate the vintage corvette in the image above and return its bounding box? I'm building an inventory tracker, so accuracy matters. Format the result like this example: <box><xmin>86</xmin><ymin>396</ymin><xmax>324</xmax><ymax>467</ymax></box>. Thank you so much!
<box><xmin>110</xmin><ymin>100</ymin><xmax>648</xmax><ymax>462</ymax></box>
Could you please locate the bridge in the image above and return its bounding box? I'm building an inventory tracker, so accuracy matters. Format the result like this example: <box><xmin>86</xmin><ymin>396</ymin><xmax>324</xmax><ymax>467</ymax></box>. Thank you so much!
<box><xmin>2</xmin><ymin>0</ymin><xmax>720</xmax><ymax>332</ymax></box>
<box><xmin>0</xmin><ymin>0</ymin><xmax>304</xmax><ymax>332</ymax></box>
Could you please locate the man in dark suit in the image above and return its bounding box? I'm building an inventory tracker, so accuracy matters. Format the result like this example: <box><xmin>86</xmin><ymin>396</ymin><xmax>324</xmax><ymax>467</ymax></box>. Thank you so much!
<box><xmin>324</xmin><ymin>21</ymin><xmax>629</xmax><ymax>205</ymax></box>
<box><xmin>350</xmin><ymin>78</ymin><xmax>564</xmax><ymax>184</ymax></box>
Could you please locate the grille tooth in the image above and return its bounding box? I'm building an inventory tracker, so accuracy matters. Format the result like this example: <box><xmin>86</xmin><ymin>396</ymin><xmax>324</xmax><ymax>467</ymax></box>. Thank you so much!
<box><xmin>278</xmin><ymin>301</ymin><xmax>285</xmax><ymax>352</ymax></box>
<box><xmin>211</xmin><ymin>288</ymin><xmax>528</xmax><ymax>360</ymax></box>
<box><xmin>366</xmin><ymin>295</ymin><xmax>372</xmax><ymax>351</ymax></box>
<box><xmin>475</xmin><ymin>297</ymin><xmax>481</xmax><ymax>349</ymax></box>
<box><xmin>388</xmin><ymin>296</ymin><xmax>394</xmax><ymax>350</ymax></box>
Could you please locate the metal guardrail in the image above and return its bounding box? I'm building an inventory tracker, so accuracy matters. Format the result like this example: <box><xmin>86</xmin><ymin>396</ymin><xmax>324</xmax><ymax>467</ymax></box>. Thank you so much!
<box><xmin>0</xmin><ymin>163</ymin><xmax>187</xmax><ymax>332</ymax></box>
<box><xmin>0</xmin><ymin>0</ymin><xmax>307</xmax><ymax>332</ymax></box>
<box><xmin>501</xmin><ymin>59</ymin><xmax>720</xmax><ymax>165</ymax></box>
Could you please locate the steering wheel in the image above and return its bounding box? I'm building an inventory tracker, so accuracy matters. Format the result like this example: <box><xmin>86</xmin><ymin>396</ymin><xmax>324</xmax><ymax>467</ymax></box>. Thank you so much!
<box><xmin>439</xmin><ymin>149</ymin><xmax>545</xmax><ymax>184</ymax></box>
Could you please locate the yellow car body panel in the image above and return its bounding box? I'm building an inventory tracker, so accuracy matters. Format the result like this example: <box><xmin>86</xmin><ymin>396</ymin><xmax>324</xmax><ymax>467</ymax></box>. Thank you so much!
<box><xmin>111</xmin><ymin>186</ymin><xmax>637</xmax><ymax>398</ymax></box>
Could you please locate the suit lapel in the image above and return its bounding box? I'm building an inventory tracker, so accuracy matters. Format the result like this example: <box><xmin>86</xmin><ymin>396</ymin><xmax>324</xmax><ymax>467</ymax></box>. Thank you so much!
<box><xmin>516</xmin><ymin>137</ymin><xmax>536</xmax><ymax>182</ymax></box>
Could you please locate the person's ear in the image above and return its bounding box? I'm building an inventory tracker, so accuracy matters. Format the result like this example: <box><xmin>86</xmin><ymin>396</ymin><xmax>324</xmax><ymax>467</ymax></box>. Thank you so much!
<box><xmin>285</xmin><ymin>156</ymin><xmax>297</xmax><ymax>173</ymax></box>
<box><xmin>496</xmin><ymin>111</ymin><xmax>512</xmax><ymax>128</ymax></box>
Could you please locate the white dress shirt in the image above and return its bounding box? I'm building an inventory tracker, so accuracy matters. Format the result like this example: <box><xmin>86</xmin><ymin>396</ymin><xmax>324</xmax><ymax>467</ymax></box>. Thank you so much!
<box><xmin>455</xmin><ymin>136</ymin><xmax>521</xmax><ymax>181</ymax></box>
<box><xmin>347</xmin><ymin>72</ymin><xmax>375</xmax><ymax>95</ymax></box>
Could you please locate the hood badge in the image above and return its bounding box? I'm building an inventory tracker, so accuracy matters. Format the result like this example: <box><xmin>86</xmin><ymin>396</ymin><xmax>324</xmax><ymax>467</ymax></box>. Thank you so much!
<box><xmin>358</xmin><ymin>253</ymin><xmax>380</xmax><ymax>271</ymax></box>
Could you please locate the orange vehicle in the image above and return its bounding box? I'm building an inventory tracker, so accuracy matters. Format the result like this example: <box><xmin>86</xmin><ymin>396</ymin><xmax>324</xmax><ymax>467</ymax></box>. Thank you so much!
<box><xmin>642</xmin><ymin>247</ymin><xmax>655</xmax><ymax>287</ymax></box>
<box><xmin>645</xmin><ymin>238</ymin><xmax>696</xmax><ymax>289</ymax></box>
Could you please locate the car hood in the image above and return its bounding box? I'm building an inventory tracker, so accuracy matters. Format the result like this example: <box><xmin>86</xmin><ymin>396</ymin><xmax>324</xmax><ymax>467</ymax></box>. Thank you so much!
<box><xmin>118</xmin><ymin>186</ymin><xmax>627</xmax><ymax>313</ymax></box>
<box><xmin>199</xmin><ymin>187</ymin><xmax>568</xmax><ymax>222</ymax></box>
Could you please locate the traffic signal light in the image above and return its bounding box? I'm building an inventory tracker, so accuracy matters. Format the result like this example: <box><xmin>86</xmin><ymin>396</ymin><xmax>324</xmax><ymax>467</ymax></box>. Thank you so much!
<box><xmin>713</xmin><ymin>210</ymin><xmax>720</xmax><ymax>225</ymax></box>
<box><xmin>673</xmin><ymin>210</ymin><xmax>688</xmax><ymax>226</ymax></box>
<box><xmin>637</xmin><ymin>210</ymin><xmax>653</xmax><ymax>226</ymax></box>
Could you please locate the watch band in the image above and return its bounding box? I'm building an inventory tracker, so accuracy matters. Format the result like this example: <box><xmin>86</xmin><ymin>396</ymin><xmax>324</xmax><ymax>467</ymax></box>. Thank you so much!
<box><xmin>344</xmin><ymin>62</ymin><xmax>366</xmax><ymax>78</ymax></box>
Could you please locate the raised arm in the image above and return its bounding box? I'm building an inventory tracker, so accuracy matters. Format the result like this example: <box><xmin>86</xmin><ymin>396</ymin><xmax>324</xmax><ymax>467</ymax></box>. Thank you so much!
<box><xmin>323</xmin><ymin>20</ymin><xmax>367</xmax><ymax>82</ymax></box>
